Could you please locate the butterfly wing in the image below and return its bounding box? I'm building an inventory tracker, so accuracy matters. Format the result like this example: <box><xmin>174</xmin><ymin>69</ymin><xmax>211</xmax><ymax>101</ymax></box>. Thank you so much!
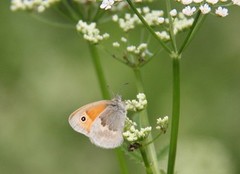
<box><xmin>89</xmin><ymin>98</ymin><xmax>126</xmax><ymax>149</ymax></box>
<box><xmin>68</xmin><ymin>100</ymin><xmax>108</xmax><ymax>137</ymax></box>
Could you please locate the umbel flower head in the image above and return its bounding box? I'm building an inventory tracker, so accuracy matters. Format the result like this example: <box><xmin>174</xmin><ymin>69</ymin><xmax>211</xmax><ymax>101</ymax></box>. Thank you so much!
<box><xmin>11</xmin><ymin>0</ymin><xmax>60</xmax><ymax>12</ymax></box>
<box><xmin>125</xmin><ymin>93</ymin><xmax>148</xmax><ymax>112</ymax></box>
<box><xmin>123</xmin><ymin>117</ymin><xmax>152</xmax><ymax>142</ymax></box>
<box><xmin>76</xmin><ymin>20</ymin><xmax>110</xmax><ymax>44</ymax></box>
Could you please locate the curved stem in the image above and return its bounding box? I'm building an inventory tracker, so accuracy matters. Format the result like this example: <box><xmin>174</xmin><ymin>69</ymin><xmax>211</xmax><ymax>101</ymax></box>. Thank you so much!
<box><xmin>125</xmin><ymin>0</ymin><xmax>172</xmax><ymax>54</ymax></box>
<box><xmin>87</xmin><ymin>43</ymin><xmax>129</xmax><ymax>174</ymax></box>
<box><xmin>133</xmin><ymin>68</ymin><xmax>160</xmax><ymax>174</ymax></box>
<box><xmin>167</xmin><ymin>56</ymin><xmax>181</xmax><ymax>174</ymax></box>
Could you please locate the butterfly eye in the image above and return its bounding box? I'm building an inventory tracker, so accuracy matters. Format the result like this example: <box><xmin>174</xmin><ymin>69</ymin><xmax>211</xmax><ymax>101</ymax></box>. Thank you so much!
<box><xmin>80</xmin><ymin>116</ymin><xmax>86</xmax><ymax>122</ymax></box>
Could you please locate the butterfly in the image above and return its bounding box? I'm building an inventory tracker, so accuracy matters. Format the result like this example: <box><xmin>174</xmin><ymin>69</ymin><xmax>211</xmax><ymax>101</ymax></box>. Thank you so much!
<box><xmin>68</xmin><ymin>96</ymin><xmax>126</xmax><ymax>149</ymax></box>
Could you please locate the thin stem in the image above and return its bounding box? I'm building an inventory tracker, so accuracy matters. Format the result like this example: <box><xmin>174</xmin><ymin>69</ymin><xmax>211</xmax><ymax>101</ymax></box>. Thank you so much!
<box><xmin>167</xmin><ymin>56</ymin><xmax>181</xmax><ymax>174</ymax></box>
<box><xmin>62</xmin><ymin>0</ymin><xmax>79</xmax><ymax>22</ymax></box>
<box><xmin>88</xmin><ymin>42</ymin><xmax>110</xmax><ymax>99</ymax></box>
<box><xmin>140</xmin><ymin>147</ymin><xmax>153</xmax><ymax>174</ymax></box>
<box><xmin>133</xmin><ymin>68</ymin><xmax>160</xmax><ymax>174</ymax></box>
<box><xmin>178</xmin><ymin>11</ymin><xmax>205</xmax><ymax>55</ymax></box>
<box><xmin>165</xmin><ymin>0</ymin><xmax>178</xmax><ymax>52</ymax></box>
<box><xmin>125</xmin><ymin>0</ymin><xmax>172</xmax><ymax>54</ymax></box>
<box><xmin>144</xmin><ymin>132</ymin><xmax>163</xmax><ymax>147</ymax></box>
<box><xmin>87</xmin><ymin>43</ymin><xmax>129</xmax><ymax>174</ymax></box>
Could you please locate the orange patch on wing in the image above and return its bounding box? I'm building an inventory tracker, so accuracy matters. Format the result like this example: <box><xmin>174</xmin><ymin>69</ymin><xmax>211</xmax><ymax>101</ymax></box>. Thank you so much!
<box><xmin>86</xmin><ymin>103</ymin><xmax>107</xmax><ymax>121</ymax></box>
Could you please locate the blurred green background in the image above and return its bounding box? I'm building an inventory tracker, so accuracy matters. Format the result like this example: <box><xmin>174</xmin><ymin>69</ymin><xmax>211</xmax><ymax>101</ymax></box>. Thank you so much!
<box><xmin>1</xmin><ymin>1</ymin><xmax>240</xmax><ymax>174</ymax></box>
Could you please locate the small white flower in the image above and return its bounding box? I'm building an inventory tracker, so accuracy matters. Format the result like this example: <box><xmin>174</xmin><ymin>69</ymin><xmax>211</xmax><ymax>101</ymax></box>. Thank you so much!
<box><xmin>215</xmin><ymin>7</ymin><xmax>228</xmax><ymax>17</ymax></box>
<box><xmin>125</xmin><ymin>93</ymin><xmax>148</xmax><ymax>112</ymax></box>
<box><xmin>182</xmin><ymin>6</ymin><xmax>196</xmax><ymax>16</ymax></box>
<box><xmin>76</xmin><ymin>20</ymin><xmax>109</xmax><ymax>43</ymax></box>
<box><xmin>113</xmin><ymin>42</ymin><xmax>120</xmax><ymax>47</ymax></box>
<box><xmin>193</xmin><ymin>0</ymin><xmax>204</xmax><ymax>3</ymax></box>
<box><xmin>156</xmin><ymin>116</ymin><xmax>169</xmax><ymax>133</ymax></box>
<box><xmin>156</xmin><ymin>31</ymin><xmax>170</xmax><ymax>41</ymax></box>
<box><xmin>10</xmin><ymin>0</ymin><xmax>59</xmax><ymax>12</ymax></box>
<box><xmin>123</xmin><ymin>117</ymin><xmax>152</xmax><ymax>142</ymax></box>
<box><xmin>170</xmin><ymin>9</ymin><xmax>178</xmax><ymax>17</ymax></box>
<box><xmin>206</xmin><ymin>0</ymin><xmax>219</xmax><ymax>4</ymax></box>
<box><xmin>100</xmin><ymin>0</ymin><xmax>115</xmax><ymax>10</ymax></box>
<box><xmin>232</xmin><ymin>0</ymin><xmax>240</xmax><ymax>6</ymax></box>
<box><xmin>181</xmin><ymin>0</ymin><xmax>193</xmax><ymax>5</ymax></box>
<box><xmin>112</xmin><ymin>14</ymin><xmax>118</xmax><ymax>22</ymax></box>
<box><xmin>143</xmin><ymin>7</ymin><xmax>150</xmax><ymax>14</ymax></box>
<box><xmin>158</xmin><ymin>17</ymin><xmax>165</xmax><ymax>24</ymax></box>
<box><xmin>121</xmin><ymin>37</ymin><xmax>127</xmax><ymax>42</ymax></box>
<box><xmin>199</xmin><ymin>3</ymin><xmax>211</xmax><ymax>14</ymax></box>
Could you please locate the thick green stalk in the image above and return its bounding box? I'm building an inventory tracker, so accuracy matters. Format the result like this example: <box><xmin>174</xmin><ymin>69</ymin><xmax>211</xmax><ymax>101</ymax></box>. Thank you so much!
<box><xmin>133</xmin><ymin>68</ymin><xmax>160</xmax><ymax>174</ymax></box>
<box><xmin>88</xmin><ymin>43</ymin><xmax>129</xmax><ymax>174</ymax></box>
<box><xmin>167</xmin><ymin>56</ymin><xmax>181</xmax><ymax>174</ymax></box>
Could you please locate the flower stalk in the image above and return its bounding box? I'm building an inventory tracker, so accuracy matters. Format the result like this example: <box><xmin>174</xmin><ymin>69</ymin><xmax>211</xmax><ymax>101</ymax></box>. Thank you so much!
<box><xmin>167</xmin><ymin>55</ymin><xmax>181</xmax><ymax>174</ymax></box>
<box><xmin>133</xmin><ymin>68</ymin><xmax>160</xmax><ymax>174</ymax></box>
<box><xmin>88</xmin><ymin>42</ymin><xmax>129</xmax><ymax>174</ymax></box>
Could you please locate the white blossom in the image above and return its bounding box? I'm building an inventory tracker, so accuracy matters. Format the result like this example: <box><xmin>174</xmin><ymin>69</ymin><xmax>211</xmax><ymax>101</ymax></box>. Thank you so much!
<box><xmin>206</xmin><ymin>0</ymin><xmax>219</xmax><ymax>4</ymax></box>
<box><xmin>10</xmin><ymin>0</ymin><xmax>59</xmax><ymax>12</ymax></box>
<box><xmin>121</xmin><ymin>37</ymin><xmax>127</xmax><ymax>42</ymax></box>
<box><xmin>181</xmin><ymin>0</ymin><xmax>193</xmax><ymax>5</ymax></box>
<box><xmin>156</xmin><ymin>31</ymin><xmax>170</xmax><ymax>41</ymax></box>
<box><xmin>100</xmin><ymin>0</ymin><xmax>114</xmax><ymax>10</ymax></box>
<box><xmin>76</xmin><ymin>20</ymin><xmax>109</xmax><ymax>43</ymax></box>
<box><xmin>215</xmin><ymin>7</ymin><xmax>228</xmax><ymax>17</ymax></box>
<box><xmin>123</xmin><ymin>117</ymin><xmax>152</xmax><ymax>142</ymax></box>
<box><xmin>125</xmin><ymin>93</ymin><xmax>148</xmax><ymax>112</ymax></box>
<box><xmin>193</xmin><ymin>0</ymin><xmax>204</xmax><ymax>3</ymax></box>
<box><xmin>173</xmin><ymin>13</ymin><xmax>194</xmax><ymax>34</ymax></box>
<box><xmin>199</xmin><ymin>3</ymin><xmax>211</xmax><ymax>14</ymax></box>
<box><xmin>182</xmin><ymin>6</ymin><xmax>196</xmax><ymax>16</ymax></box>
<box><xmin>232</xmin><ymin>0</ymin><xmax>240</xmax><ymax>6</ymax></box>
<box><xmin>113</xmin><ymin>42</ymin><xmax>120</xmax><ymax>47</ymax></box>
<box><xmin>156</xmin><ymin>116</ymin><xmax>169</xmax><ymax>133</ymax></box>
<box><xmin>170</xmin><ymin>9</ymin><xmax>178</xmax><ymax>17</ymax></box>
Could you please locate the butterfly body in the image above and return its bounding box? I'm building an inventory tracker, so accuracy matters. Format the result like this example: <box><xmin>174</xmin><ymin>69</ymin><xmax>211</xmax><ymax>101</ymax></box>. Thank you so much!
<box><xmin>68</xmin><ymin>96</ymin><xmax>126</xmax><ymax>149</ymax></box>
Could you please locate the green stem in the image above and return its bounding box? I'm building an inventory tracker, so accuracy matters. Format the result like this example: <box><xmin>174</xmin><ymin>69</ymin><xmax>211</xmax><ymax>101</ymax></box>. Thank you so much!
<box><xmin>140</xmin><ymin>147</ymin><xmax>153</xmax><ymax>174</ymax></box>
<box><xmin>165</xmin><ymin>0</ymin><xmax>177</xmax><ymax>52</ymax></box>
<box><xmin>125</xmin><ymin>0</ymin><xmax>171</xmax><ymax>54</ymax></box>
<box><xmin>87</xmin><ymin>43</ymin><xmax>129</xmax><ymax>174</ymax></box>
<box><xmin>178</xmin><ymin>11</ymin><xmax>204</xmax><ymax>55</ymax></box>
<box><xmin>133</xmin><ymin>68</ymin><xmax>160</xmax><ymax>174</ymax></box>
<box><xmin>62</xmin><ymin>0</ymin><xmax>79</xmax><ymax>22</ymax></box>
<box><xmin>167</xmin><ymin>56</ymin><xmax>181</xmax><ymax>174</ymax></box>
<box><xmin>88</xmin><ymin>42</ymin><xmax>110</xmax><ymax>99</ymax></box>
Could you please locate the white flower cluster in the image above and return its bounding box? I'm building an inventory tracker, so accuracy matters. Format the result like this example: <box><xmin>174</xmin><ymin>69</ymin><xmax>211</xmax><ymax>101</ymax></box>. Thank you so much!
<box><xmin>76</xmin><ymin>20</ymin><xmax>109</xmax><ymax>44</ymax></box>
<box><xmin>177</xmin><ymin>0</ymin><xmax>240</xmax><ymax>17</ymax></box>
<box><xmin>125</xmin><ymin>93</ymin><xmax>148</xmax><ymax>112</ymax></box>
<box><xmin>156</xmin><ymin>13</ymin><xmax>194</xmax><ymax>41</ymax></box>
<box><xmin>141</xmin><ymin>7</ymin><xmax>165</xmax><ymax>26</ymax></box>
<box><xmin>112</xmin><ymin>8</ymin><xmax>165</xmax><ymax>32</ymax></box>
<box><xmin>10</xmin><ymin>0</ymin><xmax>59</xmax><ymax>12</ymax></box>
<box><xmin>173</xmin><ymin>13</ymin><xmax>194</xmax><ymax>34</ymax></box>
<box><xmin>156</xmin><ymin>116</ymin><xmax>169</xmax><ymax>133</ymax></box>
<box><xmin>123</xmin><ymin>117</ymin><xmax>152</xmax><ymax>142</ymax></box>
<box><xmin>112</xmin><ymin>13</ymin><xmax>139</xmax><ymax>32</ymax></box>
<box><xmin>126</xmin><ymin>43</ymin><xmax>150</xmax><ymax>58</ymax></box>
<box><xmin>113</xmin><ymin>7</ymin><xmax>194</xmax><ymax>41</ymax></box>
